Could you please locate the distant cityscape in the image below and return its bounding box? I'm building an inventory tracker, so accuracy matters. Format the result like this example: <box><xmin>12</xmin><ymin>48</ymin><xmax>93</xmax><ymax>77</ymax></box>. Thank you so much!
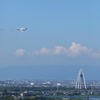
<box><xmin>0</xmin><ymin>70</ymin><xmax>99</xmax><ymax>99</ymax></box>
<box><xmin>0</xmin><ymin>79</ymin><xmax>100</xmax><ymax>95</ymax></box>
<box><xmin>0</xmin><ymin>79</ymin><xmax>100</xmax><ymax>88</ymax></box>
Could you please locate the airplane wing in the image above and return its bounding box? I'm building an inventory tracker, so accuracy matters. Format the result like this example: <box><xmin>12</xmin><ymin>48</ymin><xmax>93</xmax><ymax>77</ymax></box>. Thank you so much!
<box><xmin>21</xmin><ymin>27</ymin><xmax>24</xmax><ymax>29</ymax></box>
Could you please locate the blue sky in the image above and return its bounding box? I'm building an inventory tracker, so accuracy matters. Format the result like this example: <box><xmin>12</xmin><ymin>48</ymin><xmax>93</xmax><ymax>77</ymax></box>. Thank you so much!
<box><xmin>0</xmin><ymin>0</ymin><xmax>100</xmax><ymax>79</ymax></box>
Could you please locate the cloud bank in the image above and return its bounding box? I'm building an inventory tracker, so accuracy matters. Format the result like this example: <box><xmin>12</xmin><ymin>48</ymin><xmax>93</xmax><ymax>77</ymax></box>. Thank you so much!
<box><xmin>15</xmin><ymin>49</ymin><xmax>26</xmax><ymax>57</ymax></box>
<box><xmin>30</xmin><ymin>42</ymin><xmax>92</xmax><ymax>57</ymax></box>
<box><xmin>92</xmin><ymin>50</ymin><xmax>100</xmax><ymax>58</ymax></box>
<box><xmin>14</xmin><ymin>42</ymin><xmax>94</xmax><ymax>57</ymax></box>
<box><xmin>1</xmin><ymin>42</ymin><xmax>100</xmax><ymax>67</ymax></box>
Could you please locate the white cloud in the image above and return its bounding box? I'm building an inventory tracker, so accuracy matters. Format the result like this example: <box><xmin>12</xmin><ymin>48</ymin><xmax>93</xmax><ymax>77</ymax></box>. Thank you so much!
<box><xmin>32</xmin><ymin>48</ymin><xmax>51</xmax><ymax>55</ymax></box>
<box><xmin>31</xmin><ymin>42</ymin><xmax>92</xmax><ymax>57</ymax></box>
<box><xmin>92</xmin><ymin>50</ymin><xmax>100</xmax><ymax>58</ymax></box>
<box><xmin>15</xmin><ymin>49</ymin><xmax>26</xmax><ymax>57</ymax></box>
<box><xmin>53</xmin><ymin>46</ymin><xmax>68</xmax><ymax>55</ymax></box>
<box><xmin>67</xmin><ymin>42</ymin><xmax>92</xmax><ymax>56</ymax></box>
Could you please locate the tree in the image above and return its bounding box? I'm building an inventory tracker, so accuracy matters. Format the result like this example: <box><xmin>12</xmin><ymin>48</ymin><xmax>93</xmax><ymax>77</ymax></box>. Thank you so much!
<box><xmin>30</xmin><ymin>98</ymin><xmax>35</xmax><ymax>100</ymax></box>
<box><xmin>4</xmin><ymin>96</ymin><xmax>10</xmax><ymax>100</ymax></box>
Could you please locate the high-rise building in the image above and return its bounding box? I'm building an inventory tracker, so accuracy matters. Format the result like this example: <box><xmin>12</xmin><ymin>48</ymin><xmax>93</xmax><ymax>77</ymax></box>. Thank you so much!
<box><xmin>75</xmin><ymin>69</ymin><xmax>86</xmax><ymax>89</ymax></box>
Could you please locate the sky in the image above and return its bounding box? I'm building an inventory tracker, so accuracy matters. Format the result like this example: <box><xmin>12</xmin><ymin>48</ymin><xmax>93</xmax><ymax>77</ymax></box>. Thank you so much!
<box><xmin>0</xmin><ymin>0</ymin><xmax>100</xmax><ymax>79</ymax></box>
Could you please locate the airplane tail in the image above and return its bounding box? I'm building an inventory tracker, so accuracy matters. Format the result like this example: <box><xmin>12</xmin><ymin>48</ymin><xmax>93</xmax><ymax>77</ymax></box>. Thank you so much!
<box><xmin>25</xmin><ymin>28</ymin><xmax>27</xmax><ymax>30</ymax></box>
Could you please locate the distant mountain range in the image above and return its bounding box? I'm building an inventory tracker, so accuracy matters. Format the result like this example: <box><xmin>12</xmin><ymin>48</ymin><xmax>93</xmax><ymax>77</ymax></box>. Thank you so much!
<box><xmin>0</xmin><ymin>65</ymin><xmax>99</xmax><ymax>80</ymax></box>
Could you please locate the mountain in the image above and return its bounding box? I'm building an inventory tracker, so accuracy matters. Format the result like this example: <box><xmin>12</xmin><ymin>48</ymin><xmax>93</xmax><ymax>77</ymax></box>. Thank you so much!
<box><xmin>0</xmin><ymin>65</ymin><xmax>99</xmax><ymax>80</ymax></box>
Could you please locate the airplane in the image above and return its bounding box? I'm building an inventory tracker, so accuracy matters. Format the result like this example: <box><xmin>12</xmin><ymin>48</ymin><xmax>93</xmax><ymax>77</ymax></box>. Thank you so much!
<box><xmin>16</xmin><ymin>27</ymin><xmax>27</xmax><ymax>32</ymax></box>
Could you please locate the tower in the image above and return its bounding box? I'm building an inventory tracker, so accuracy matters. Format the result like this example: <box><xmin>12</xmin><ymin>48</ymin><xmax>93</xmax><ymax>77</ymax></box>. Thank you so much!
<box><xmin>75</xmin><ymin>69</ymin><xmax>86</xmax><ymax>89</ymax></box>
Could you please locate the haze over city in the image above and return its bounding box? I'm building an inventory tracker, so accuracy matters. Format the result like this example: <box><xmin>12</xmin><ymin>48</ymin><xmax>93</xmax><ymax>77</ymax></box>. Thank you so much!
<box><xmin>1</xmin><ymin>0</ymin><xmax>100</xmax><ymax>80</ymax></box>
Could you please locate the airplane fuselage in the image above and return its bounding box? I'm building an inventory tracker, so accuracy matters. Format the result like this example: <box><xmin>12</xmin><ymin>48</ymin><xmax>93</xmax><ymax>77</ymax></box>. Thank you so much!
<box><xmin>16</xmin><ymin>27</ymin><xmax>27</xmax><ymax>32</ymax></box>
